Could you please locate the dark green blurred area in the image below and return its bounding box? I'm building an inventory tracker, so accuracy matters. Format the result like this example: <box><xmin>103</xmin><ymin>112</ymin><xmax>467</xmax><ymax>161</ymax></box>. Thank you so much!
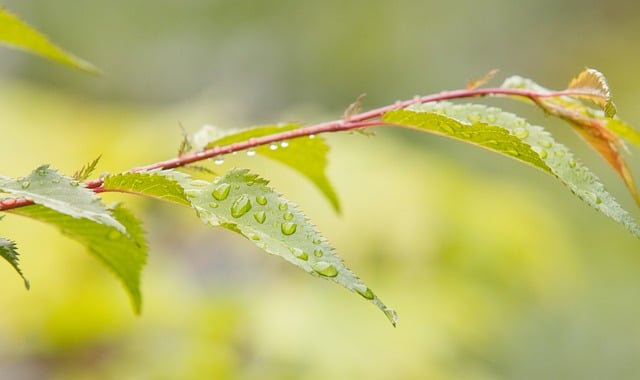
<box><xmin>1</xmin><ymin>1</ymin><xmax>640</xmax><ymax>379</ymax></box>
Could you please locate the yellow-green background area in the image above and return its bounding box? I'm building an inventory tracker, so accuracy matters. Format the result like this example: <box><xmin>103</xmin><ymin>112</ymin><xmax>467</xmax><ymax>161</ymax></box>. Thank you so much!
<box><xmin>1</xmin><ymin>1</ymin><xmax>640</xmax><ymax>379</ymax></box>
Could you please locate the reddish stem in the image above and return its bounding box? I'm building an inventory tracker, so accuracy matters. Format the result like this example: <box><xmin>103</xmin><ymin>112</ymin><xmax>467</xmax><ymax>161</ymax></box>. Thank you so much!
<box><xmin>3</xmin><ymin>86</ymin><xmax>594</xmax><ymax>209</ymax></box>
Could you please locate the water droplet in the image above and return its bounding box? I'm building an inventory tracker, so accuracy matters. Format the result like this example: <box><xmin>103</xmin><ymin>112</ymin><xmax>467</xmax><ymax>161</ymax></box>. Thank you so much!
<box><xmin>281</xmin><ymin>222</ymin><xmax>297</xmax><ymax>235</ymax></box>
<box><xmin>568</xmin><ymin>160</ymin><xmax>577</xmax><ymax>168</ymax></box>
<box><xmin>190</xmin><ymin>179</ymin><xmax>209</xmax><ymax>187</ymax></box>
<box><xmin>70</xmin><ymin>181</ymin><xmax>80</xmax><ymax>187</ymax></box>
<box><xmin>214</xmin><ymin>157</ymin><xmax>225</xmax><ymax>165</ymax></box>
<box><xmin>308</xmin><ymin>134</ymin><xmax>316</xmax><ymax>139</ymax></box>
<box><xmin>212</xmin><ymin>183</ymin><xmax>231</xmax><ymax>201</ymax></box>
<box><xmin>384</xmin><ymin>308</ymin><xmax>399</xmax><ymax>327</ymax></box>
<box><xmin>539</xmin><ymin>140</ymin><xmax>553</xmax><ymax>148</ymax></box>
<box><xmin>292</xmin><ymin>248</ymin><xmax>308</xmax><ymax>261</ymax></box>
<box><xmin>313</xmin><ymin>249</ymin><xmax>323</xmax><ymax>257</ymax></box>
<box><xmin>280</xmin><ymin>141</ymin><xmax>289</xmax><ymax>148</ymax></box>
<box><xmin>312</xmin><ymin>238</ymin><xmax>322</xmax><ymax>245</ymax></box>
<box><xmin>230</xmin><ymin>195</ymin><xmax>252</xmax><ymax>218</ymax></box>
<box><xmin>36</xmin><ymin>167</ymin><xmax>47</xmax><ymax>176</ymax></box>
<box><xmin>256</xmin><ymin>195</ymin><xmax>268</xmax><ymax>205</ymax></box>
<box><xmin>467</xmin><ymin>113</ymin><xmax>482</xmax><ymax>123</ymax></box>
<box><xmin>539</xmin><ymin>149</ymin><xmax>548</xmax><ymax>159</ymax></box>
<box><xmin>269</xmin><ymin>143</ymin><xmax>278</xmax><ymax>150</ymax></box>
<box><xmin>246</xmin><ymin>150</ymin><xmax>256</xmax><ymax>157</ymax></box>
<box><xmin>208</xmin><ymin>202</ymin><xmax>219</xmax><ymax>208</ymax></box>
<box><xmin>20</xmin><ymin>181</ymin><xmax>30</xmax><ymax>189</ymax></box>
<box><xmin>283</xmin><ymin>212</ymin><xmax>294</xmax><ymax>221</ymax></box>
<box><xmin>108</xmin><ymin>230</ymin><xmax>122</xmax><ymax>240</ymax></box>
<box><xmin>487</xmin><ymin>114</ymin><xmax>497</xmax><ymax>123</ymax></box>
<box><xmin>312</xmin><ymin>262</ymin><xmax>338</xmax><ymax>277</ymax></box>
<box><xmin>250</xmin><ymin>234</ymin><xmax>260</xmax><ymax>241</ymax></box>
<box><xmin>253</xmin><ymin>211</ymin><xmax>266</xmax><ymax>224</ymax></box>
<box><xmin>555</xmin><ymin>149</ymin><xmax>566</xmax><ymax>157</ymax></box>
<box><xmin>184</xmin><ymin>189</ymin><xmax>199</xmax><ymax>198</ymax></box>
<box><xmin>278</xmin><ymin>202</ymin><xmax>288</xmax><ymax>211</ymax></box>
<box><xmin>513</xmin><ymin>127</ymin><xmax>529</xmax><ymax>139</ymax></box>
<box><xmin>354</xmin><ymin>284</ymin><xmax>375</xmax><ymax>300</ymax></box>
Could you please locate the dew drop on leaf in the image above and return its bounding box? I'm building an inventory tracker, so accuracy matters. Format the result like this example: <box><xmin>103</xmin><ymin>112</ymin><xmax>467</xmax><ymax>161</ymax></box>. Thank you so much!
<box><xmin>246</xmin><ymin>150</ymin><xmax>256</xmax><ymax>157</ymax></box>
<box><xmin>308</xmin><ymin>134</ymin><xmax>315</xmax><ymax>139</ymax></box>
<box><xmin>487</xmin><ymin>114</ymin><xmax>497</xmax><ymax>123</ymax></box>
<box><xmin>312</xmin><ymin>262</ymin><xmax>338</xmax><ymax>277</ymax></box>
<box><xmin>467</xmin><ymin>113</ymin><xmax>482</xmax><ymax>123</ymax></box>
<box><xmin>280</xmin><ymin>141</ymin><xmax>289</xmax><ymax>148</ymax></box>
<box><xmin>283</xmin><ymin>212</ymin><xmax>294</xmax><ymax>221</ymax></box>
<box><xmin>107</xmin><ymin>229</ymin><xmax>122</xmax><ymax>240</ymax></box>
<box><xmin>212</xmin><ymin>183</ymin><xmax>231</xmax><ymax>201</ymax></box>
<box><xmin>384</xmin><ymin>308</ymin><xmax>399</xmax><ymax>327</ymax></box>
<box><xmin>513</xmin><ymin>127</ymin><xmax>529</xmax><ymax>139</ymax></box>
<box><xmin>539</xmin><ymin>149</ymin><xmax>548</xmax><ymax>159</ymax></box>
<box><xmin>208</xmin><ymin>202</ymin><xmax>219</xmax><ymax>209</ymax></box>
<box><xmin>313</xmin><ymin>249</ymin><xmax>323</xmax><ymax>257</ymax></box>
<box><xmin>278</xmin><ymin>202</ymin><xmax>288</xmax><ymax>211</ymax></box>
<box><xmin>354</xmin><ymin>284</ymin><xmax>375</xmax><ymax>300</ymax></box>
<box><xmin>253</xmin><ymin>211</ymin><xmax>266</xmax><ymax>224</ymax></box>
<box><xmin>20</xmin><ymin>181</ymin><xmax>30</xmax><ymax>189</ymax></box>
<box><xmin>269</xmin><ymin>143</ymin><xmax>278</xmax><ymax>150</ymax></box>
<box><xmin>280</xmin><ymin>222</ymin><xmax>297</xmax><ymax>235</ymax></box>
<box><xmin>256</xmin><ymin>195</ymin><xmax>268</xmax><ymax>205</ymax></box>
<box><xmin>292</xmin><ymin>248</ymin><xmax>308</xmax><ymax>261</ymax></box>
<box><xmin>190</xmin><ymin>179</ymin><xmax>210</xmax><ymax>187</ymax></box>
<box><xmin>70</xmin><ymin>181</ymin><xmax>80</xmax><ymax>187</ymax></box>
<box><xmin>312</xmin><ymin>238</ymin><xmax>322</xmax><ymax>245</ymax></box>
<box><xmin>230</xmin><ymin>194</ymin><xmax>252</xmax><ymax>218</ymax></box>
<box><xmin>539</xmin><ymin>140</ymin><xmax>553</xmax><ymax>148</ymax></box>
<box><xmin>36</xmin><ymin>167</ymin><xmax>47</xmax><ymax>176</ymax></box>
<box><xmin>214</xmin><ymin>157</ymin><xmax>225</xmax><ymax>165</ymax></box>
<box><xmin>184</xmin><ymin>189</ymin><xmax>199</xmax><ymax>198</ymax></box>
<box><xmin>569</xmin><ymin>160</ymin><xmax>577</xmax><ymax>168</ymax></box>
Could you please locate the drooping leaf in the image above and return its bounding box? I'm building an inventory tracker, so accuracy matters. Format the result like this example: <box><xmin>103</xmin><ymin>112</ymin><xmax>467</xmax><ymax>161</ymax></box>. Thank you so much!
<box><xmin>502</xmin><ymin>72</ymin><xmax>640</xmax><ymax>206</ymax></box>
<box><xmin>183</xmin><ymin>168</ymin><xmax>396</xmax><ymax>325</ymax></box>
<box><xmin>102</xmin><ymin>170</ymin><xmax>191</xmax><ymax>206</ymax></box>
<box><xmin>0</xmin><ymin>6</ymin><xmax>100</xmax><ymax>74</ymax></box>
<box><xmin>193</xmin><ymin>124</ymin><xmax>341</xmax><ymax>212</ymax></box>
<box><xmin>0</xmin><ymin>236</ymin><xmax>29</xmax><ymax>289</ymax></box>
<box><xmin>11</xmin><ymin>203</ymin><xmax>147</xmax><ymax>312</ymax></box>
<box><xmin>0</xmin><ymin>165</ymin><xmax>125</xmax><ymax>232</ymax></box>
<box><xmin>383</xmin><ymin>102</ymin><xmax>640</xmax><ymax>237</ymax></box>
<box><xmin>73</xmin><ymin>155</ymin><xmax>102</xmax><ymax>181</ymax></box>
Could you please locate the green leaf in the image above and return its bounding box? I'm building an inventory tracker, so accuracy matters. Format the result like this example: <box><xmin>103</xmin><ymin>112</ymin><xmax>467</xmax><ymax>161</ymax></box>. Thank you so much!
<box><xmin>184</xmin><ymin>168</ymin><xmax>397</xmax><ymax>325</ymax></box>
<box><xmin>0</xmin><ymin>6</ymin><xmax>100</xmax><ymax>74</ymax></box>
<box><xmin>193</xmin><ymin>124</ymin><xmax>341</xmax><ymax>212</ymax></box>
<box><xmin>383</xmin><ymin>104</ymin><xmax>551</xmax><ymax>173</ymax></box>
<box><xmin>102</xmin><ymin>170</ymin><xmax>191</xmax><ymax>206</ymax></box>
<box><xmin>383</xmin><ymin>102</ymin><xmax>640</xmax><ymax>237</ymax></box>
<box><xmin>11</xmin><ymin>203</ymin><xmax>147</xmax><ymax>313</ymax></box>
<box><xmin>0</xmin><ymin>236</ymin><xmax>29</xmax><ymax>289</ymax></box>
<box><xmin>0</xmin><ymin>165</ymin><xmax>125</xmax><ymax>232</ymax></box>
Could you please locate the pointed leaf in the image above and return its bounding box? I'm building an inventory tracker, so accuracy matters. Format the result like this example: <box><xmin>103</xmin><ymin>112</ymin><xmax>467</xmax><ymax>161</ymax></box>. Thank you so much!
<box><xmin>502</xmin><ymin>73</ymin><xmax>640</xmax><ymax>205</ymax></box>
<box><xmin>183</xmin><ymin>168</ymin><xmax>396</xmax><ymax>325</ymax></box>
<box><xmin>0</xmin><ymin>236</ymin><xmax>29</xmax><ymax>289</ymax></box>
<box><xmin>193</xmin><ymin>124</ymin><xmax>341</xmax><ymax>212</ymax></box>
<box><xmin>11</xmin><ymin>203</ymin><xmax>147</xmax><ymax>312</ymax></box>
<box><xmin>102</xmin><ymin>170</ymin><xmax>191</xmax><ymax>206</ymax></box>
<box><xmin>0</xmin><ymin>6</ymin><xmax>99</xmax><ymax>74</ymax></box>
<box><xmin>383</xmin><ymin>102</ymin><xmax>640</xmax><ymax>237</ymax></box>
<box><xmin>0</xmin><ymin>165</ymin><xmax>125</xmax><ymax>232</ymax></box>
<box><xmin>73</xmin><ymin>155</ymin><xmax>102</xmax><ymax>181</ymax></box>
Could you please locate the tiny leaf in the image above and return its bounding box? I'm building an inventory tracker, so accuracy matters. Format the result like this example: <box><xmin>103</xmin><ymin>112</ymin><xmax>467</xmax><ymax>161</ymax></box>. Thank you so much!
<box><xmin>0</xmin><ymin>6</ymin><xmax>100</xmax><ymax>74</ymax></box>
<box><xmin>73</xmin><ymin>155</ymin><xmax>102</xmax><ymax>181</ymax></box>
<box><xmin>12</xmin><ymin>203</ymin><xmax>147</xmax><ymax>312</ymax></box>
<box><xmin>567</xmin><ymin>68</ymin><xmax>615</xmax><ymax>116</ymax></box>
<box><xmin>0</xmin><ymin>165</ymin><xmax>125</xmax><ymax>232</ymax></box>
<box><xmin>0</xmin><ymin>236</ymin><xmax>29</xmax><ymax>289</ymax></box>
<box><xmin>184</xmin><ymin>168</ymin><xmax>396</xmax><ymax>325</ymax></box>
<box><xmin>384</xmin><ymin>102</ymin><xmax>640</xmax><ymax>237</ymax></box>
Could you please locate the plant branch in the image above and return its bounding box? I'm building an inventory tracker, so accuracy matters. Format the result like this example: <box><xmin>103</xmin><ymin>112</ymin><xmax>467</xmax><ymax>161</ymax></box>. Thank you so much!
<box><xmin>2</xmin><ymin>85</ymin><xmax>597</xmax><ymax>209</ymax></box>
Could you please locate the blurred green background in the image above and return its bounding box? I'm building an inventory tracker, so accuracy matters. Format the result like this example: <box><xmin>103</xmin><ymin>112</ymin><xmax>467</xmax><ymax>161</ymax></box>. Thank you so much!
<box><xmin>2</xmin><ymin>1</ymin><xmax>640</xmax><ymax>379</ymax></box>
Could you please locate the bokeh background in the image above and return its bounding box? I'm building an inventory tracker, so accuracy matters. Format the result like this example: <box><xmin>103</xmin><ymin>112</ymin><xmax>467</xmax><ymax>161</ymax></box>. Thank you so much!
<box><xmin>1</xmin><ymin>1</ymin><xmax>640</xmax><ymax>379</ymax></box>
